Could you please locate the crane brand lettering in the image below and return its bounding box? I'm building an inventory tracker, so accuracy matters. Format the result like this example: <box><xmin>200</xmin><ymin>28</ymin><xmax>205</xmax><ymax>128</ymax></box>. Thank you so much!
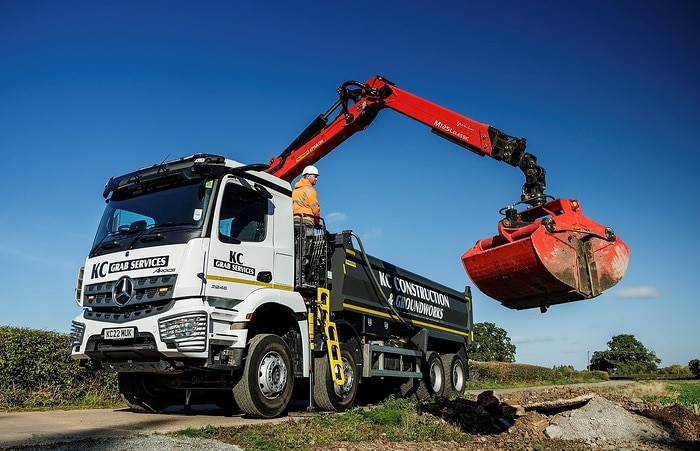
<box><xmin>433</xmin><ymin>119</ymin><xmax>470</xmax><ymax>142</ymax></box>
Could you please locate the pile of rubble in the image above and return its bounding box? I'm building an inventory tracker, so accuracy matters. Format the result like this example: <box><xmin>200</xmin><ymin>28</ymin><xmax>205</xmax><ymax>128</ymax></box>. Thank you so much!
<box><xmin>422</xmin><ymin>387</ymin><xmax>700</xmax><ymax>450</ymax></box>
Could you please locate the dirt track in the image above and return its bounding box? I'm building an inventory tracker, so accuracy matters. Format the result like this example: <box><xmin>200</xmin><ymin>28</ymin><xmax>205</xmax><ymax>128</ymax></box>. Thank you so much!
<box><xmin>0</xmin><ymin>404</ymin><xmax>291</xmax><ymax>449</ymax></box>
<box><xmin>0</xmin><ymin>381</ymin><xmax>628</xmax><ymax>448</ymax></box>
<box><xmin>1</xmin><ymin>381</ymin><xmax>697</xmax><ymax>450</ymax></box>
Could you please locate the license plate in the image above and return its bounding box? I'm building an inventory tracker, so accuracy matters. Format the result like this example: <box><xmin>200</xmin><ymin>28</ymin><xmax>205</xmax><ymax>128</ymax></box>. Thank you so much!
<box><xmin>103</xmin><ymin>327</ymin><xmax>136</xmax><ymax>340</ymax></box>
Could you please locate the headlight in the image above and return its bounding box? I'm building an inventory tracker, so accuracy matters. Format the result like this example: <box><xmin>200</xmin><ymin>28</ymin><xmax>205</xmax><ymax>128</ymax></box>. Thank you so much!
<box><xmin>159</xmin><ymin>313</ymin><xmax>207</xmax><ymax>352</ymax></box>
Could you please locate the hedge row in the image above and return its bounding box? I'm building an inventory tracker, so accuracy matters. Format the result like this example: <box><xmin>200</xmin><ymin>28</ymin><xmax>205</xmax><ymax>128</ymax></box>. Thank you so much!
<box><xmin>469</xmin><ymin>360</ymin><xmax>608</xmax><ymax>385</ymax></box>
<box><xmin>0</xmin><ymin>326</ymin><xmax>120</xmax><ymax>409</ymax></box>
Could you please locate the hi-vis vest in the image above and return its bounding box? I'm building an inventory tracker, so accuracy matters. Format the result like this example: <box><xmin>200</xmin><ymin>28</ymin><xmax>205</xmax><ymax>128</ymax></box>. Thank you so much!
<box><xmin>292</xmin><ymin>178</ymin><xmax>320</xmax><ymax>223</ymax></box>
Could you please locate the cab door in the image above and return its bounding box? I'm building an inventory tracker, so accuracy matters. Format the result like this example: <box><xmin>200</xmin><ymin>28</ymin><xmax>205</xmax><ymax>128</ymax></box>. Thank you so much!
<box><xmin>205</xmin><ymin>176</ymin><xmax>275</xmax><ymax>300</ymax></box>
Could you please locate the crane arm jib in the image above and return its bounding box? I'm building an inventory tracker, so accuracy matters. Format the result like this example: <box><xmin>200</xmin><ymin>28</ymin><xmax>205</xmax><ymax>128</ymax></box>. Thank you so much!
<box><xmin>265</xmin><ymin>84</ymin><xmax>383</xmax><ymax>182</ymax></box>
<box><xmin>265</xmin><ymin>76</ymin><xmax>547</xmax><ymax>204</ymax></box>
<box><xmin>382</xmin><ymin>79</ymin><xmax>546</xmax><ymax>204</ymax></box>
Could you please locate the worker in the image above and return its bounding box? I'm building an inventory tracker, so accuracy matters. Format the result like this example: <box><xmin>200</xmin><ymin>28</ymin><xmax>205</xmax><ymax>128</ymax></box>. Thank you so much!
<box><xmin>293</xmin><ymin>165</ymin><xmax>321</xmax><ymax>286</ymax></box>
<box><xmin>292</xmin><ymin>165</ymin><xmax>321</xmax><ymax>233</ymax></box>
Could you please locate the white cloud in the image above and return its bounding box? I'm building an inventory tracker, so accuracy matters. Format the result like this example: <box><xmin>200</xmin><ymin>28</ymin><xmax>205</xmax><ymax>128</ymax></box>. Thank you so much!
<box><xmin>614</xmin><ymin>286</ymin><xmax>660</xmax><ymax>299</ymax></box>
<box><xmin>511</xmin><ymin>335</ymin><xmax>555</xmax><ymax>344</ymax></box>
<box><xmin>361</xmin><ymin>228</ymin><xmax>383</xmax><ymax>240</ymax></box>
<box><xmin>324</xmin><ymin>212</ymin><xmax>347</xmax><ymax>224</ymax></box>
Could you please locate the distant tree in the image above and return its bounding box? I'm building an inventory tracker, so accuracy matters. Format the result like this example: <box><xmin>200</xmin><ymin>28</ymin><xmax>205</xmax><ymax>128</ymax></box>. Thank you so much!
<box><xmin>689</xmin><ymin>359</ymin><xmax>700</xmax><ymax>378</ymax></box>
<box><xmin>466</xmin><ymin>322</ymin><xmax>516</xmax><ymax>362</ymax></box>
<box><xmin>589</xmin><ymin>334</ymin><xmax>661</xmax><ymax>375</ymax></box>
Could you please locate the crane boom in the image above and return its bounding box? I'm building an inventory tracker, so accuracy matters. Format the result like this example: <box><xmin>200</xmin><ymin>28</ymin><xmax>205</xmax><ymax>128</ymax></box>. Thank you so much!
<box><xmin>265</xmin><ymin>76</ymin><xmax>546</xmax><ymax>205</ymax></box>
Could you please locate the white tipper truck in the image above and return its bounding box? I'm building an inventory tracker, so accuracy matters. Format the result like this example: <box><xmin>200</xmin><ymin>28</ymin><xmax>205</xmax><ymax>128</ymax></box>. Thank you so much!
<box><xmin>70</xmin><ymin>153</ymin><xmax>473</xmax><ymax>418</ymax></box>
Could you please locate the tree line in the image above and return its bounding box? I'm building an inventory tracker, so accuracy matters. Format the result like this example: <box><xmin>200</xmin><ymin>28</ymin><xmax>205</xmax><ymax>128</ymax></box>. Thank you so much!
<box><xmin>468</xmin><ymin>322</ymin><xmax>699</xmax><ymax>377</ymax></box>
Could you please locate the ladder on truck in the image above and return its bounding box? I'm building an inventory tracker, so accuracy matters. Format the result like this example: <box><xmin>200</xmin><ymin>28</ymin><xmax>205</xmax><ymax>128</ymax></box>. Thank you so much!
<box><xmin>316</xmin><ymin>287</ymin><xmax>345</xmax><ymax>385</ymax></box>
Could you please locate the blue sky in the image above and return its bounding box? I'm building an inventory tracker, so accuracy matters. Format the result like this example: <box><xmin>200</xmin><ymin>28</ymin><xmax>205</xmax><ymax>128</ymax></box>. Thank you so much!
<box><xmin>1</xmin><ymin>0</ymin><xmax>698</xmax><ymax>371</ymax></box>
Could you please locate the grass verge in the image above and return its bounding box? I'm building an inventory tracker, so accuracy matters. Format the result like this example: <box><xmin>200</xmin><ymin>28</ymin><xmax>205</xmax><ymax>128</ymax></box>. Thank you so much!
<box><xmin>172</xmin><ymin>397</ymin><xmax>470</xmax><ymax>450</ymax></box>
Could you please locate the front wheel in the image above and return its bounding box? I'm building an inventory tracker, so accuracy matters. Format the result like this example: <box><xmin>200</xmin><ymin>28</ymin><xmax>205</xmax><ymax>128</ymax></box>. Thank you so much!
<box><xmin>313</xmin><ymin>342</ymin><xmax>359</xmax><ymax>412</ymax></box>
<box><xmin>118</xmin><ymin>372</ymin><xmax>175</xmax><ymax>413</ymax></box>
<box><xmin>233</xmin><ymin>334</ymin><xmax>295</xmax><ymax>418</ymax></box>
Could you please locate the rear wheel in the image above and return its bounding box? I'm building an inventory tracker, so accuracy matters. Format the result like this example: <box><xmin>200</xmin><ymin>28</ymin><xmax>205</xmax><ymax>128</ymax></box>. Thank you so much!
<box><xmin>233</xmin><ymin>334</ymin><xmax>295</xmax><ymax>418</ymax></box>
<box><xmin>400</xmin><ymin>352</ymin><xmax>445</xmax><ymax>401</ymax></box>
<box><xmin>313</xmin><ymin>342</ymin><xmax>359</xmax><ymax>412</ymax></box>
<box><xmin>118</xmin><ymin>373</ymin><xmax>174</xmax><ymax>413</ymax></box>
<box><xmin>440</xmin><ymin>353</ymin><xmax>467</xmax><ymax>397</ymax></box>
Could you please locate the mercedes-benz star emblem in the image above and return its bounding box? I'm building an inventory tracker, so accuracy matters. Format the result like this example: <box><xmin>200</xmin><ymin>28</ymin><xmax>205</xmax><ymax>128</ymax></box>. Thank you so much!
<box><xmin>112</xmin><ymin>276</ymin><xmax>135</xmax><ymax>306</ymax></box>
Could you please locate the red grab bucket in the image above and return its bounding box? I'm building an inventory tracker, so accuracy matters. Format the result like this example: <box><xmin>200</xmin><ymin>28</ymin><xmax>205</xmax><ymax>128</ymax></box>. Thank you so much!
<box><xmin>462</xmin><ymin>198</ymin><xmax>629</xmax><ymax>311</ymax></box>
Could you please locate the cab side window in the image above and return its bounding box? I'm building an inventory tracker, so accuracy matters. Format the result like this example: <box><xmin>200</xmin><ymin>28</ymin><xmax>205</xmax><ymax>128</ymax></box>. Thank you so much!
<box><xmin>219</xmin><ymin>184</ymin><xmax>268</xmax><ymax>243</ymax></box>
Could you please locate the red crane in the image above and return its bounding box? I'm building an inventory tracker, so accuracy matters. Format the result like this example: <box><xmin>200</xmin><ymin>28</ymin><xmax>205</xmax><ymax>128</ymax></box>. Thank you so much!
<box><xmin>265</xmin><ymin>76</ymin><xmax>629</xmax><ymax>312</ymax></box>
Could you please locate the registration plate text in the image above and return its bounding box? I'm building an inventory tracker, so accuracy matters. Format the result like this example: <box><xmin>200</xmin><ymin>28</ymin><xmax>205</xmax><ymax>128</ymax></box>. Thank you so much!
<box><xmin>103</xmin><ymin>327</ymin><xmax>135</xmax><ymax>340</ymax></box>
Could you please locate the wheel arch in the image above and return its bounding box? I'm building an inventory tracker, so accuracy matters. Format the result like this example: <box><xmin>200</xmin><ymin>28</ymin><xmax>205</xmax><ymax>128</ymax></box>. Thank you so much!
<box><xmin>246</xmin><ymin>301</ymin><xmax>308</xmax><ymax>377</ymax></box>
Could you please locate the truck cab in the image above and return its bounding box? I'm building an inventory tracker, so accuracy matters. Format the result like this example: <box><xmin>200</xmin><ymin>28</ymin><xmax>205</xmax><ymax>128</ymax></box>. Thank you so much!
<box><xmin>71</xmin><ymin>154</ymin><xmax>310</xmax><ymax>413</ymax></box>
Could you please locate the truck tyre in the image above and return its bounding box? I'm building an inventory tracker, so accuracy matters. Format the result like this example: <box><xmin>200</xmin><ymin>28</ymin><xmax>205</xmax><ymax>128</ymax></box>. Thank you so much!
<box><xmin>417</xmin><ymin>351</ymin><xmax>446</xmax><ymax>399</ymax></box>
<box><xmin>440</xmin><ymin>353</ymin><xmax>467</xmax><ymax>396</ymax></box>
<box><xmin>313</xmin><ymin>342</ymin><xmax>358</xmax><ymax>412</ymax></box>
<box><xmin>232</xmin><ymin>334</ymin><xmax>295</xmax><ymax>418</ymax></box>
<box><xmin>118</xmin><ymin>372</ymin><xmax>173</xmax><ymax>413</ymax></box>
<box><xmin>400</xmin><ymin>351</ymin><xmax>446</xmax><ymax>401</ymax></box>
<box><xmin>212</xmin><ymin>390</ymin><xmax>239</xmax><ymax>414</ymax></box>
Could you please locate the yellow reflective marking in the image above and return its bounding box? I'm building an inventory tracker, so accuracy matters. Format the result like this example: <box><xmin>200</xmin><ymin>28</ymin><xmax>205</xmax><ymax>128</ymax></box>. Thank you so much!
<box><xmin>341</xmin><ymin>302</ymin><xmax>470</xmax><ymax>337</ymax></box>
<box><xmin>206</xmin><ymin>274</ymin><xmax>294</xmax><ymax>291</ymax></box>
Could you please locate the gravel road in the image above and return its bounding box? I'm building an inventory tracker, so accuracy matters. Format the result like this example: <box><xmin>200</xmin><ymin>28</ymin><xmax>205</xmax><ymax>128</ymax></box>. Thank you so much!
<box><xmin>0</xmin><ymin>404</ymin><xmax>290</xmax><ymax>449</ymax></box>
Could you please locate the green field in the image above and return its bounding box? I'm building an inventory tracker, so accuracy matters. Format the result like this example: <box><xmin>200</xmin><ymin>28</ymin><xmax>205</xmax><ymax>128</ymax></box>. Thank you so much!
<box><xmin>601</xmin><ymin>379</ymin><xmax>700</xmax><ymax>414</ymax></box>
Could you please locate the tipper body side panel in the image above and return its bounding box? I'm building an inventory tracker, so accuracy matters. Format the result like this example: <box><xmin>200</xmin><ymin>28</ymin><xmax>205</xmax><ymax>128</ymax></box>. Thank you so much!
<box><xmin>329</xmin><ymin>232</ymin><xmax>471</xmax><ymax>338</ymax></box>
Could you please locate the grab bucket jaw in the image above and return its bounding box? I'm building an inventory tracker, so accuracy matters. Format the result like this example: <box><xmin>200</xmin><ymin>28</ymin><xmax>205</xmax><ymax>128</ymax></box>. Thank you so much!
<box><xmin>462</xmin><ymin>198</ymin><xmax>629</xmax><ymax>311</ymax></box>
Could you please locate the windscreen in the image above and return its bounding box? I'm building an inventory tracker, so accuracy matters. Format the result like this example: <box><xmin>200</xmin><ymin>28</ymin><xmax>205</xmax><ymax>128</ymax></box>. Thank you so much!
<box><xmin>91</xmin><ymin>178</ymin><xmax>214</xmax><ymax>252</ymax></box>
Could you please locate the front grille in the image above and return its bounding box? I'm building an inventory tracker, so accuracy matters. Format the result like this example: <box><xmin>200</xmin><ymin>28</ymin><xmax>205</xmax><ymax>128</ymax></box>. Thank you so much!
<box><xmin>83</xmin><ymin>275</ymin><xmax>177</xmax><ymax>323</ymax></box>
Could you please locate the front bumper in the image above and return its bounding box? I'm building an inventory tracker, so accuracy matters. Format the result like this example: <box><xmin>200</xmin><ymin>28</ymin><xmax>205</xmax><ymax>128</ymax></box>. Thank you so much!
<box><xmin>70</xmin><ymin>298</ymin><xmax>248</xmax><ymax>370</ymax></box>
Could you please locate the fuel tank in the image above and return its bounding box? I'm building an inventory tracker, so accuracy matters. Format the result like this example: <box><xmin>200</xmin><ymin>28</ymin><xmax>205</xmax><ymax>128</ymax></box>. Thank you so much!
<box><xmin>462</xmin><ymin>198</ymin><xmax>629</xmax><ymax>310</ymax></box>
